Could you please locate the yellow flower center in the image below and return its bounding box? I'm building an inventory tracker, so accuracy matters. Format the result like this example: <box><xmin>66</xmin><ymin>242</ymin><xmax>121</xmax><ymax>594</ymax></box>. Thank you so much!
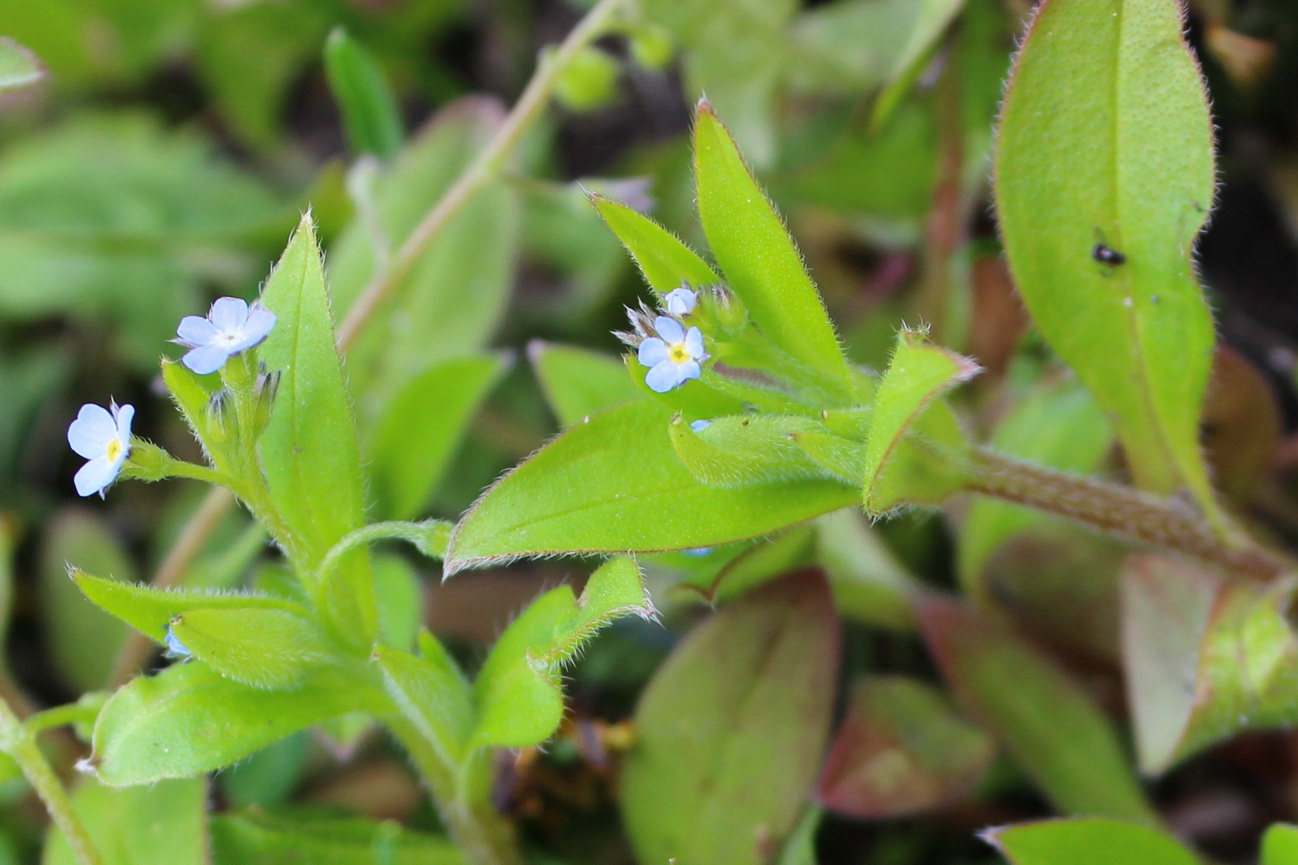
<box><xmin>667</xmin><ymin>341</ymin><xmax>691</xmax><ymax>364</ymax></box>
<box><xmin>106</xmin><ymin>439</ymin><xmax>124</xmax><ymax>463</ymax></box>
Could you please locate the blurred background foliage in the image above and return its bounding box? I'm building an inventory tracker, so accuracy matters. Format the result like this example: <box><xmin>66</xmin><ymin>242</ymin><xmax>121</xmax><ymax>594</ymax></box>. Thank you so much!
<box><xmin>5</xmin><ymin>0</ymin><xmax>1298</xmax><ymax>863</ymax></box>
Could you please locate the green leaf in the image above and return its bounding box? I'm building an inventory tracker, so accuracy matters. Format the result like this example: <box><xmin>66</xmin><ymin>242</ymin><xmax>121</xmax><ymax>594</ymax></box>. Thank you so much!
<box><xmin>1122</xmin><ymin>554</ymin><xmax>1298</xmax><ymax>773</ymax></box>
<box><xmin>622</xmin><ymin>572</ymin><xmax>840</xmax><ymax>865</ymax></box>
<box><xmin>373</xmin><ymin>554</ymin><xmax>421</xmax><ymax>652</ymax></box>
<box><xmin>693</xmin><ymin>103</ymin><xmax>855</xmax><ymax>400</ymax></box>
<box><xmin>984</xmin><ymin>819</ymin><xmax>1200</xmax><ymax>865</ymax></box>
<box><xmin>444</xmin><ymin>399</ymin><xmax>858</xmax><ymax>573</ymax></box>
<box><xmin>92</xmin><ymin>662</ymin><xmax>389</xmax><ymax>785</ymax></box>
<box><xmin>374</xmin><ymin>634</ymin><xmax>474</xmax><ymax>766</ymax></box>
<box><xmin>219</xmin><ymin>732</ymin><xmax>310</xmax><ymax>809</ymax></box>
<box><xmin>43</xmin><ymin>777</ymin><xmax>207</xmax><ymax>865</ymax></box>
<box><xmin>0</xmin><ymin>38</ymin><xmax>43</xmax><ymax>93</ymax></box>
<box><xmin>41</xmin><ymin>513</ymin><xmax>131</xmax><ymax>693</ymax></box>
<box><xmin>323</xmin><ymin>28</ymin><xmax>404</xmax><ymax>161</ymax></box>
<box><xmin>817</xmin><ymin>675</ymin><xmax>994</xmax><ymax>818</ymax></box>
<box><xmin>73</xmin><ymin>570</ymin><xmax>306</xmax><ymax>644</ymax></box>
<box><xmin>1263</xmin><ymin>824</ymin><xmax>1298</xmax><ymax>865</ymax></box>
<box><xmin>862</xmin><ymin>328</ymin><xmax>979</xmax><ymax>513</ymax></box>
<box><xmin>168</xmin><ymin>608</ymin><xmax>329</xmax><ymax>690</ymax></box>
<box><xmin>994</xmin><ymin>0</ymin><xmax>1220</xmax><ymax>519</ymax></box>
<box><xmin>917</xmin><ymin>597</ymin><xmax>1156</xmax><ymax>822</ymax></box>
<box><xmin>590</xmin><ymin>194</ymin><xmax>720</xmax><ymax>295</ymax></box>
<box><xmin>870</xmin><ymin>0</ymin><xmax>968</xmax><ymax>129</ymax></box>
<box><xmin>367</xmin><ymin>353</ymin><xmax>509</xmax><ymax>520</ymax></box>
<box><xmin>529</xmin><ymin>341</ymin><xmax>640</xmax><ymax>426</ymax></box>
<box><xmin>669</xmin><ymin>413</ymin><xmax>831</xmax><ymax>487</ymax></box>
<box><xmin>814</xmin><ymin>509</ymin><xmax>919</xmax><ymax>630</ymax></box>
<box><xmin>210</xmin><ymin>811</ymin><xmax>464</xmax><ymax>865</ymax></box>
<box><xmin>470</xmin><ymin>557</ymin><xmax>654</xmax><ymax>749</ymax></box>
<box><xmin>259</xmin><ymin>215</ymin><xmax>375</xmax><ymax>640</ymax></box>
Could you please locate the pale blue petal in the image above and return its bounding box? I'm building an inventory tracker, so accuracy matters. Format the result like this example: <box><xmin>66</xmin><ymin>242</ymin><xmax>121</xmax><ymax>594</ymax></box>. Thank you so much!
<box><xmin>645</xmin><ymin>361</ymin><xmax>681</xmax><ymax>393</ymax></box>
<box><xmin>209</xmin><ymin>297</ymin><xmax>249</xmax><ymax>332</ymax></box>
<box><xmin>67</xmin><ymin>404</ymin><xmax>115</xmax><ymax>459</ymax></box>
<box><xmin>638</xmin><ymin>337</ymin><xmax>669</xmax><ymax>367</ymax></box>
<box><xmin>176</xmin><ymin>315</ymin><xmax>218</xmax><ymax>347</ymax></box>
<box><xmin>164</xmin><ymin>628</ymin><xmax>192</xmax><ymax>659</ymax></box>
<box><xmin>113</xmin><ymin>404</ymin><xmax>135</xmax><ymax>442</ymax></box>
<box><xmin>240</xmin><ymin>307</ymin><xmax>276</xmax><ymax>344</ymax></box>
<box><xmin>654</xmin><ymin>316</ymin><xmax>684</xmax><ymax>343</ymax></box>
<box><xmin>683</xmin><ymin>327</ymin><xmax>704</xmax><ymax>358</ymax></box>
<box><xmin>690</xmin><ymin>419</ymin><xmax>711</xmax><ymax>432</ymax></box>
<box><xmin>74</xmin><ymin>458</ymin><xmax>118</xmax><ymax>497</ymax></box>
<box><xmin>664</xmin><ymin>287</ymin><xmax>697</xmax><ymax>316</ymax></box>
<box><xmin>677</xmin><ymin>360</ymin><xmax>701</xmax><ymax>384</ymax></box>
<box><xmin>183</xmin><ymin>344</ymin><xmax>232</xmax><ymax>375</ymax></box>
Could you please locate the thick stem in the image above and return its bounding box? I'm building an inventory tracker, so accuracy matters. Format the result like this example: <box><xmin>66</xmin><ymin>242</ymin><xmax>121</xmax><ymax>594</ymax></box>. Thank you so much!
<box><xmin>0</xmin><ymin>700</ymin><xmax>103</xmax><ymax>865</ymax></box>
<box><xmin>389</xmin><ymin>721</ymin><xmax>521</xmax><ymax>865</ymax></box>
<box><xmin>968</xmin><ymin>446</ymin><xmax>1291</xmax><ymax>581</ymax></box>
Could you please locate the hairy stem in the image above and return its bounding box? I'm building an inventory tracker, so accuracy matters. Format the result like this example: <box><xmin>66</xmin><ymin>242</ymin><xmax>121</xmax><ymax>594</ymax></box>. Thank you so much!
<box><xmin>389</xmin><ymin>721</ymin><xmax>521</xmax><ymax>865</ymax></box>
<box><xmin>968</xmin><ymin>446</ymin><xmax>1291</xmax><ymax>581</ymax></box>
<box><xmin>0</xmin><ymin>699</ymin><xmax>103</xmax><ymax>865</ymax></box>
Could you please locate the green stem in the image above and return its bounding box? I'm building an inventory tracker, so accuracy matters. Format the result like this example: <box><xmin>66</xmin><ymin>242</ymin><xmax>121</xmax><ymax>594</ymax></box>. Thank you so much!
<box><xmin>334</xmin><ymin>0</ymin><xmax>629</xmax><ymax>352</ymax></box>
<box><xmin>388</xmin><ymin>720</ymin><xmax>521</xmax><ymax>865</ymax></box>
<box><xmin>316</xmin><ymin>520</ymin><xmax>453</xmax><ymax>584</ymax></box>
<box><xmin>0</xmin><ymin>699</ymin><xmax>103</xmax><ymax>865</ymax></box>
<box><xmin>968</xmin><ymin>446</ymin><xmax>1291</xmax><ymax>581</ymax></box>
<box><xmin>24</xmin><ymin>704</ymin><xmax>99</xmax><ymax>738</ymax></box>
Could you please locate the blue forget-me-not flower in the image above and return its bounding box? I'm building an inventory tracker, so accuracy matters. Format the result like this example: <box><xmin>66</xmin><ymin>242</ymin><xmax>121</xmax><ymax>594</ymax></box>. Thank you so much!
<box><xmin>175</xmin><ymin>297</ymin><xmax>277</xmax><ymax>375</ymax></box>
<box><xmin>637</xmin><ymin>316</ymin><xmax>706</xmax><ymax>392</ymax></box>
<box><xmin>67</xmin><ymin>401</ymin><xmax>134</xmax><ymax>498</ymax></box>
<box><xmin>664</xmin><ymin>286</ymin><xmax>698</xmax><ymax>316</ymax></box>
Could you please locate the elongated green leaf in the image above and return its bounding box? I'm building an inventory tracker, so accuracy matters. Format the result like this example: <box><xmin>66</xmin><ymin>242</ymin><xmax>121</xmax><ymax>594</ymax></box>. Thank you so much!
<box><xmin>73</xmin><ymin>570</ymin><xmax>307</xmax><ymax>644</ymax></box>
<box><xmin>259</xmin><ymin>215</ymin><xmax>375</xmax><ymax>640</ymax></box>
<box><xmin>0</xmin><ymin>38</ymin><xmax>43</xmax><ymax>93</ymax></box>
<box><xmin>368</xmin><ymin>353</ymin><xmax>509</xmax><ymax>520</ymax></box>
<box><xmin>984</xmin><ymin>819</ymin><xmax>1200</xmax><ymax>865</ymax></box>
<box><xmin>870</xmin><ymin>0</ymin><xmax>968</xmax><ymax>128</ymax></box>
<box><xmin>622</xmin><ymin>572</ymin><xmax>840</xmax><ymax>865</ymax></box>
<box><xmin>1122</xmin><ymin>555</ymin><xmax>1298</xmax><ymax>773</ymax></box>
<box><xmin>694</xmin><ymin>103</ymin><xmax>855</xmax><ymax>400</ymax></box>
<box><xmin>815</xmin><ymin>509</ymin><xmax>919</xmax><ymax>630</ymax></box>
<box><xmin>917</xmin><ymin>597</ymin><xmax>1156</xmax><ymax>822</ymax></box>
<box><xmin>591</xmin><ymin>194</ymin><xmax>720</xmax><ymax>295</ymax></box>
<box><xmin>211</xmin><ymin>811</ymin><xmax>464</xmax><ymax>865</ymax></box>
<box><xmin>44</xmin><ymin>777</ymin><xmax>207</xmax><ymax>865</ymax></box>
<box><xmin>669</xmin><ymin>413</ymin><xmax>829</xmax><ymax>487</ymax></box>
<box><xmin>529</xmin><ymin>341</ymin><xmax>640</xmax><ymax>426</ymax></box>
<box><xmin>168</xmin><ymin>608</ymin><xmax>328</xmax><ymax>690</ymax></box>
<box><xmin>470</xmin><ymin>557</ymin><xmax>654</xmax><ymax>749</ymax></box>
<box><xmin>92</xmin><ymin>662</ymin><xmax>389</xmax><ymax>785</ymax></box>
<box><xmin>323</xmin><ymin>28</ymin><xmax>404</xmax><ymax>160</ymax></box>
<box><xmin>994</xmin><ymin>0</ymin><xmax>1219</xmax><ymax>520</ymax></box>
<box><xmin>1263</xmin><ymin>824</ymin><xmax>1298</xmax><ymax>865</ymax></box>
<box><xmin>863</xmin><ymin>328</ymin><xmax>979</xmax><ymax>513</ymax></box>
<box><xmin>444</xmin><ymin>400</ymin><xmax>858</xmax><ymax>573</ymax></box>
<box><xmin>817</xmin><ymin>676</ymin><xmax>994</xmax><ymax>818</ymax></box>
<box><xmin>375</xmin><ymin>635</ymin><xmax>474</xmax><ymax>765</ymax></box>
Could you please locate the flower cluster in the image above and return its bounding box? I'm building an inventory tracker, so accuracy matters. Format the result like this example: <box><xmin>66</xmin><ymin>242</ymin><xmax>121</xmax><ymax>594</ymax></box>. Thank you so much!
<box><xmin>618</xmin><ymin>284</ymin><xmax>709</xmax><ymax>393</ymax></box>
<box><xmin>67</xmin><ymin>296</ymin><xmax>276</xmax><ymax>498</ymax></box>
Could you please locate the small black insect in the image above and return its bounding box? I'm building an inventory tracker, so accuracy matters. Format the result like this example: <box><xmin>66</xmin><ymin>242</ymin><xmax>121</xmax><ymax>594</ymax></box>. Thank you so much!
<box><xmin>1092</xmin><ymin>242</ymin><xmax>1126</xmax><ymax>267</ymax></box>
